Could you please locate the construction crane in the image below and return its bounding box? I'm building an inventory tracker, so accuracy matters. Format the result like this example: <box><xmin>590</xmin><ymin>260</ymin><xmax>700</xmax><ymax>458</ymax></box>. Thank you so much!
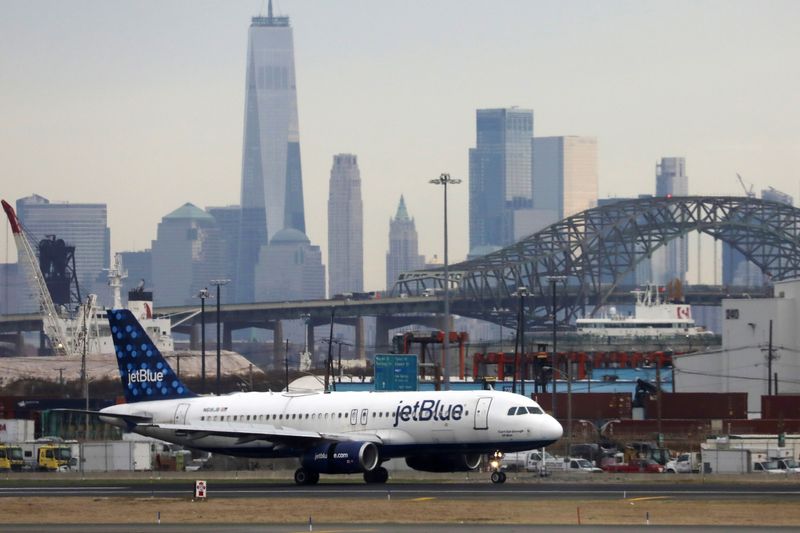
<box><xmin>1</xmin><ymin>199</ymin><xmax>74</xmax><ymax>356</ymax></box>
<box><xmin>737</xmin><ymin>173</ymin><xmax>755</xmax><ymax>198</ymax></box>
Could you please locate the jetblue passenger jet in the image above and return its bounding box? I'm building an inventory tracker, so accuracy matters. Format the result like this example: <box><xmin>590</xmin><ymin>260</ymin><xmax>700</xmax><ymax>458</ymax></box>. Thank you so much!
<box><xmin>90</xmin><ymin>309</ymin><xmax>562</xmax><ymax>484</ymax></box>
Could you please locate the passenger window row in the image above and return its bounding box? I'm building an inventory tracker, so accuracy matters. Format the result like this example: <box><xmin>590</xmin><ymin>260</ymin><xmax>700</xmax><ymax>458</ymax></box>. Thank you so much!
<box><xmin>199</xmin><ymin>411</ymin><xmax>394</xmax><ymax>422</ymax></box>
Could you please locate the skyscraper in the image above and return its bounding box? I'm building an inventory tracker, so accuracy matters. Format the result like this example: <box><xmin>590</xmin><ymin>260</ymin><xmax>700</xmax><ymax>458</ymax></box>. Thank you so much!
<box><xmin>469</xmin><ymin>108</ymin><xmax>534</xmax><ymax>252</ymax></box>
<box><xmin>255</xmin><ymin>229</ymin><xmax>325</xmax><ymax>302</ymax></box>
<box><xmin>386</xmin><ymin>196</ymin><xmax>425</xmax><ymax>290</ymax></box>
<box><xmin>236</xmin><ymin>2</ymin><xmax>305</xmax><ymax>303</ymax></box>
<box><xmin>532</xmin><ymin>136</ymin><xmax>598</xmax><ymax>219</ymax></box>
<box><xmin>151</xmin><ymin>203</ymin><xmax>224</xmax><ymax>307</ymax></box>
<box><xmin>653</xmin><ymin>157</ymin><xmax>689</xmax><ymax>284</ymax></box>
<box><xmin>15</xmin><ymin>194</ymin><xmax>110</xmax><ymax>302</ymax></box>
<box><xmin>327</xmin><ymin>154</ymin><xmax>363</xmax><ymax>297</ymax></box>
<box><xmin>207</xmin><ymin>205</ymin><xmax>241</xmax><ymax>285</ymax></box>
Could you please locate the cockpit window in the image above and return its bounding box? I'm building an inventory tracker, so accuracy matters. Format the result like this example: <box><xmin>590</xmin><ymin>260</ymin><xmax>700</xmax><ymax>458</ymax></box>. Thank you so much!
<box><xmin>517</xmin><ymin>407</ymin><xmax>528</xmax><ymax>415</ymax></box>
<box><xmin>527</xmin><ymin>406</ymin><xmax>544</xmax><ymax>414</ymax></box>
<box><xmin>507</xmin><ymin>407</ymin><xmax>516</xmax><ymax>416</ymax></box>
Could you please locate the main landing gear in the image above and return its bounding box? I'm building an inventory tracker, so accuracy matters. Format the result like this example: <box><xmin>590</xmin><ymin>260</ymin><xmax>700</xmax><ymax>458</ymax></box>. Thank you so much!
<box><xmin>363</xmin><ymin>466</ymin><xmax>389</xmax><ymax>484</ymax></box>
<box><xmin>294</xmin><ymin>467</ymin><xmax>320</xmax><ymax>485</ymax></box>
<box><xmin>293</xmin><ymin>466</ymin><xmax>389</xmax><ymax>485</ymax></box>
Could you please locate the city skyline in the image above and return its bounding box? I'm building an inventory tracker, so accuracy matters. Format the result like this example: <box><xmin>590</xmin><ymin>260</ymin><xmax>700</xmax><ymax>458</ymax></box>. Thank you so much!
<box><xmin>1</xmin><ymin>1</ymin><xmax>798</xmax><ymax>291</ymax></box>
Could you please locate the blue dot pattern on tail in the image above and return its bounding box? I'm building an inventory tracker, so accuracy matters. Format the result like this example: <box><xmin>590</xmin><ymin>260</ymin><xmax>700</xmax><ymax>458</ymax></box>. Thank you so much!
<box><xmin>107</xmin><ymin>309</ymin><xmax>195</xmax><ymax>403</ymax></box>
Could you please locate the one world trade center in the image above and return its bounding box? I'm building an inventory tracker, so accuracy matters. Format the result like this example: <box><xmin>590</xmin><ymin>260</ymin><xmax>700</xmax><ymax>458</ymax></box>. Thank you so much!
<box><xmin>237</xmin><ymin>2</ymin><xmax>306</xmax><ymax>302</ymax></box>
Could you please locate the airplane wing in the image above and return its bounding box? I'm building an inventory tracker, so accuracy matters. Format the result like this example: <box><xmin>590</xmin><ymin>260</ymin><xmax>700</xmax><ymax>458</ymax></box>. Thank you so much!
<box><xmin>140</xmin><ymin>421</ymin><xmax>384</xmax><ymax>447</ymax></box>
<box><xmin>50</xmin><ymin>408</ymin><xmax>153</xmax><ymax>425</ymax></box>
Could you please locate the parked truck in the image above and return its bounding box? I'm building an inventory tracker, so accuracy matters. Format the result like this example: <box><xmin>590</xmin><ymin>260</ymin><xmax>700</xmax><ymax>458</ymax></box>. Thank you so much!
<box><xmin>665</xmin><ymin>452</ymin><xmax>701</xmax><ymax>473</ymax></box>
<box><xmin>21</xmin><ymin>439</ymin><xmax>75</xmax><ymax>471</ymax></box>
<box><xmin>0</xmin><ymin>444</ymin><xmax>24</xmax><ymax>471</ymax></box>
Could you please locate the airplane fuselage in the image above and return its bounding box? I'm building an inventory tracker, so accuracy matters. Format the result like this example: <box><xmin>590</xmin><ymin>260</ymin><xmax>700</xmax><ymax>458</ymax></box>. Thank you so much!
<box><xmin>101</xmin><ymin>389</ymin><xmax>562</xmax><ymax>459</ymax></box>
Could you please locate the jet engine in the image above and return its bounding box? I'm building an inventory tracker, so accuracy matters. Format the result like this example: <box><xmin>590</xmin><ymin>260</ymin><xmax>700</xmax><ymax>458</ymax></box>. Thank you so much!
<box><xmin>301</xmin><ymin>441</ymin><xmax>379</xmax><ymax>474</ymax></box>
<box><xmin>405</xmin><ymin>453</ymin><xmax>482</xmax><ymax>472</ymax></box>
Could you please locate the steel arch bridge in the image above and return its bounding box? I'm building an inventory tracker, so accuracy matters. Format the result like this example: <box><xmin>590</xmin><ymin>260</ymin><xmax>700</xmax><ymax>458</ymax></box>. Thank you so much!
<box><xmin>394</xmin><ymin>196</ymin><xmax>800</xmax><ymax>327</ymax></box>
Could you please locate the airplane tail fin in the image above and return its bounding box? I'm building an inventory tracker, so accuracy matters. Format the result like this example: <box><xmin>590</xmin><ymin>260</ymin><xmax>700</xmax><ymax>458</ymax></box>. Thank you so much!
<box><xmin>107</xmin><ymin>309</ymin><xmax>196</xmax><ymax>402</ymax></box>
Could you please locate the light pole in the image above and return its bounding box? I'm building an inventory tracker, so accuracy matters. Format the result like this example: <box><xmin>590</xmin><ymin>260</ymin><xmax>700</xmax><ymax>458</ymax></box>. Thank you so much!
<box><xmin>545</xmin><ymin>365</ymin><xmax>572</xmax><ymax>458</ymax></box>
<box><xmin>197</xmin><ymin>288</ymin><xmax>209</xmax><ymax>393</ymax></box>
<box><xmin>210</xmin><ymin>279</ymin><xmax>230</xmax><ymax>395</ymax></box>
<box><xmin>579</xmin><ymin>418</ymin><xmax>621</xmax><ymax>447</ymax></box>
<box><xmin>512</xmin><ymin>287</ymin><xmax>529</xmax><ymax>395</ymax></box>
<box><xmin>547</xmin><ymin>275</ymin><xmax>566</xmax><ymax>416</ymax></box>
<box><xmin>429</xmin><ymin>173</ymin><xmax>461</xmax><ymax>390</ymax></box>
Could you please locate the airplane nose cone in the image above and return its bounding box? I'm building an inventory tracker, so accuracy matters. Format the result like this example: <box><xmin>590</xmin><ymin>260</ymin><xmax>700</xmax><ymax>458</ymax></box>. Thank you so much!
<box><xmin>545</xmin><ymin>415</ymin><xmax>563</xmax><ymax>441</ymax></box>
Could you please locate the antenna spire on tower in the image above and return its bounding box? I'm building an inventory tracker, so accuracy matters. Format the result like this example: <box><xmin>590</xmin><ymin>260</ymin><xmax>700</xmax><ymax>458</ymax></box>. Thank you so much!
<box><xmin>268</xmin><ymin>0</ymin><xmax>273</xmax><ymax>20</ymax></box>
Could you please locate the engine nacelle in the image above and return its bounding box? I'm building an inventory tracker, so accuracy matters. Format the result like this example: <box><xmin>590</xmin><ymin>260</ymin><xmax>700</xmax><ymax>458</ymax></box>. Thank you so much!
<box><xmin>301</xmin><ymin>441</ymin><xmax>379</xmax><ymax>474</ymax></box>
<box><xmin>405</xmin><ymin>453</ymin><xmax>482</xmax><ymax>472</ymax></box>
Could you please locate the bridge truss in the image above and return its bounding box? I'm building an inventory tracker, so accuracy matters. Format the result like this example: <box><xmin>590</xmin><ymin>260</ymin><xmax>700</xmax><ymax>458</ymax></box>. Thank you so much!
<box><xmin>394</xmin><ymin>196</ymin><xmax>800</xmax><ymax>327</ymax></box>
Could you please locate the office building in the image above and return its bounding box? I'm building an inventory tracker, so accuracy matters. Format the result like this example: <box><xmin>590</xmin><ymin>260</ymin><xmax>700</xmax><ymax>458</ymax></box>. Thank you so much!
<box><xmin>386</xmin><ymin>196</ymin><xmax>425</xmax><ymax>290</ymax></box>
<box><xmin>532</xmin><ymin>136</ymin><xmax>598</xmax><ymax>219</ymax></box>
<box><xmin>255</xmin><ymin>228</ymin><xmax>325</xmax><ymax>302</ymax></box>
<box><xmin>15</xmin><ymin>194</ymin><xmax>110</xmax><ymax>301</ymax></box>
<box><xmin>236</xmin><ymin>2</ymin><xmax>306</xmax><ymax>303</ymax></box>
<box><xmin>118</xmin><ymin>250</ymin><xmax>152</xmax><ymax>302</ymax></box>
<box><xmin>0</xmin><ymin>263</ymin><xmax>23</xmax><ymax>315</ymax></box>
<box><xmin>652</xmin><ymin>157</ymin><xmax>688</xmax><ymax>284</ymax></box>
<box><xmin>469</xmin><ymin>108</ymin><xmax>534</xmax><ymax>252</ymax></box>
<box><xmin>151</xmin><ymin>203</ymin><xmax>225</xmax><ymax>307</ymax></box>
<box><xmin>207</xmin><ymin>205</ymin><xmax>241</xmax><ymax>285</ymax></box>
<box><xmin>327</xmin><ymin>154</ymin><xmax>363</xmax><ymax>297</ymax></box>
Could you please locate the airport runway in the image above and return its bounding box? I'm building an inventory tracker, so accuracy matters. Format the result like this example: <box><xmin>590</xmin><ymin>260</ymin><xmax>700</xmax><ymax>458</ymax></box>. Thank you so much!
<box><xmin>2</xmin><ymin>480</ymin><xmax>800</xmax><ymax>501</ymax></box>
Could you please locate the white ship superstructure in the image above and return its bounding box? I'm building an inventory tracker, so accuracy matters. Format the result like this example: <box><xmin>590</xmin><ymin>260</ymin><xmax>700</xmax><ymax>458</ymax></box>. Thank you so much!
<box><xmin>576</xmin><ymin>284</ymin><xmax>713</xmax><ymax>338</ymax></box>
<box><xmin>59</xmin><ymin>255</ymin><xmax>174</xmax><ymax>355</ymax></box>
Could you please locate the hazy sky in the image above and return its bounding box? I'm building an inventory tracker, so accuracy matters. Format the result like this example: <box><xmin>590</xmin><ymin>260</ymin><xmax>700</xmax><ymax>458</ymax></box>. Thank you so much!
<box><xmin>2</xmin><ymin>0</ymin><xmax>798</xmax><ymax>291</ymax></box>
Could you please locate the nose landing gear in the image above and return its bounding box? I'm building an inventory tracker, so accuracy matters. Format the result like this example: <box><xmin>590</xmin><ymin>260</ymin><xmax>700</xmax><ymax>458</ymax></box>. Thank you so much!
<box><xmin>489</xmin><ymin>451</ymin><xmax>507</xmax><ymax>484</ymax></box>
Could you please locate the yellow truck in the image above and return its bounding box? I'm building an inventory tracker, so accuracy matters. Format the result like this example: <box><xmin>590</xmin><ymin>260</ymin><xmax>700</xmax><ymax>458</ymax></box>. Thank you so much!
<box><xmin>21</xmin><ymin>440</ymin><xmax>75</xmax><ymax>471</ymax></box>
<box><xmin>0</xmin><ymin>444</ymin><xmax>24</xmax><ymax>471</ymax></box>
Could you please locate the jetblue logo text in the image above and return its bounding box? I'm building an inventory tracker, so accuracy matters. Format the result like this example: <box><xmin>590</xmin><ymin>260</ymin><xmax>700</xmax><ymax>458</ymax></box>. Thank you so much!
<box><xmin>392</xmin><ymin>400</ymin><xmax>464</xmax><ymax>427</ymax></box>
<box><xmin>128</xmin><ymin>369</ymin><xmax>164</xmax><ymax>384</ymax></box>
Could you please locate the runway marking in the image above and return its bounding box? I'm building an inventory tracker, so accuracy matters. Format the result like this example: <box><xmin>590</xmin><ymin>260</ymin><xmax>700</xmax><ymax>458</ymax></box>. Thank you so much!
<box><xmin>627</xmin><ymin>496</ymin><xmax>669</xmax><ymax>502</ymax></box>
<box><xmin>0</xmin><ymin>486</ymin><xmax>125</xmax><ymax>492</ymax></box>
<box><xmin>290</xmin><ymin>530</ymin><xmax>379</xmax><ymax>533</ymax></box>
<box><xmin>409</xmin><ymin>497</ymin><xmax>437</xmax><ymax>502</ymax></box>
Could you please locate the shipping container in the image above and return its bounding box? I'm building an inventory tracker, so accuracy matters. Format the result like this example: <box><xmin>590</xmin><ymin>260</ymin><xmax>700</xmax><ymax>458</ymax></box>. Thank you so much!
<box><xmin>641</xmin><ymin>393</ymin><xmax>747</xmax><ymax>419</ymax></box>
<box><xmin>80</xmin><ymin>441</ymin><xmax>152</xmax><ymax>472</ymax></box>
<box><xmin>762</xmin><ymin>395</ymin><xmax>800</xmax><ymax>420</ymax></box>
<box><xmin>0</xmin><ymin>419</ymin><xmax>35</xmax><ymax>442</ymax></box>
<box><xmin>701</xmin><ymin>448</ymin><xmax>751</xmax><ymax>474</ymax></box>
<box><xmin>531</xmin><ymin>393</ymin><xmax>632</xmax><ymax>419</ymax></box>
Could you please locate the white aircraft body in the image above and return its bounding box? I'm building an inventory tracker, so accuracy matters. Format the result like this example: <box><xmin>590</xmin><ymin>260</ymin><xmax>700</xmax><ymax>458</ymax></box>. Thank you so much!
<box><xmin>87</xmin><ymin>309</ymin><xmax>562</xmax><ymax>484</ymax></box>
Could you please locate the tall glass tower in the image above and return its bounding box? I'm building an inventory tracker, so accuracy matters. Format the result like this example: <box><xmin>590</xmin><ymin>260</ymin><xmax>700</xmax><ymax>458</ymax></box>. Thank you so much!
<box><xmin>654</xmin><ymin>157</ymin><xmax>689</xmax><ymax>284</ymax></box>
<box><xmin>468</xmin><ymin>108</ymin><xmax>534</xmax><ymax>251</ymax></box>
<box><xmin>237</xmin><ymin>1</ymin><xmax>306</xmax><ymax>302</ymax></box>
<box><xmin>327</xmin><ymin>154</ymin><xmax>363</xmax><ymax>297</ymax></box>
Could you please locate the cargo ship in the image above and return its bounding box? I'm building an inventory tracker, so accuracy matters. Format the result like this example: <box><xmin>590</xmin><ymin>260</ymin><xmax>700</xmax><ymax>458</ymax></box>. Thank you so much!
<box><xmin>575</xmin><ymin>284</ymin><xmax>713</xmax><ymax>338</ymax></box>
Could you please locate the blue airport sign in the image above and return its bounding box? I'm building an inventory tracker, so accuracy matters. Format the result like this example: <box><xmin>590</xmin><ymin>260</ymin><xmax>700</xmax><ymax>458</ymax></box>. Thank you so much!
<box><xmin>374</xmin><ymin>354</ymin><xmax>418</xmax><ymax>391</ymax></box>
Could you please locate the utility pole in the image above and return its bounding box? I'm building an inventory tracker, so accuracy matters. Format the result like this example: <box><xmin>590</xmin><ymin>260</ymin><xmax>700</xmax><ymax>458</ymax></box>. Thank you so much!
<box><xmin>548</xmin><ymin>276</ymin><xmax>566</xmax><ymax>416</ymax></box>
<box><xmin>325</xmin><ymin>307</ymin><xmax>335</xmax><ymax>392</ymax></box>
<box><xmin>768</xmin><ymin>319</ymin><xmax>773</xmax><ymax>396</ymax></box>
